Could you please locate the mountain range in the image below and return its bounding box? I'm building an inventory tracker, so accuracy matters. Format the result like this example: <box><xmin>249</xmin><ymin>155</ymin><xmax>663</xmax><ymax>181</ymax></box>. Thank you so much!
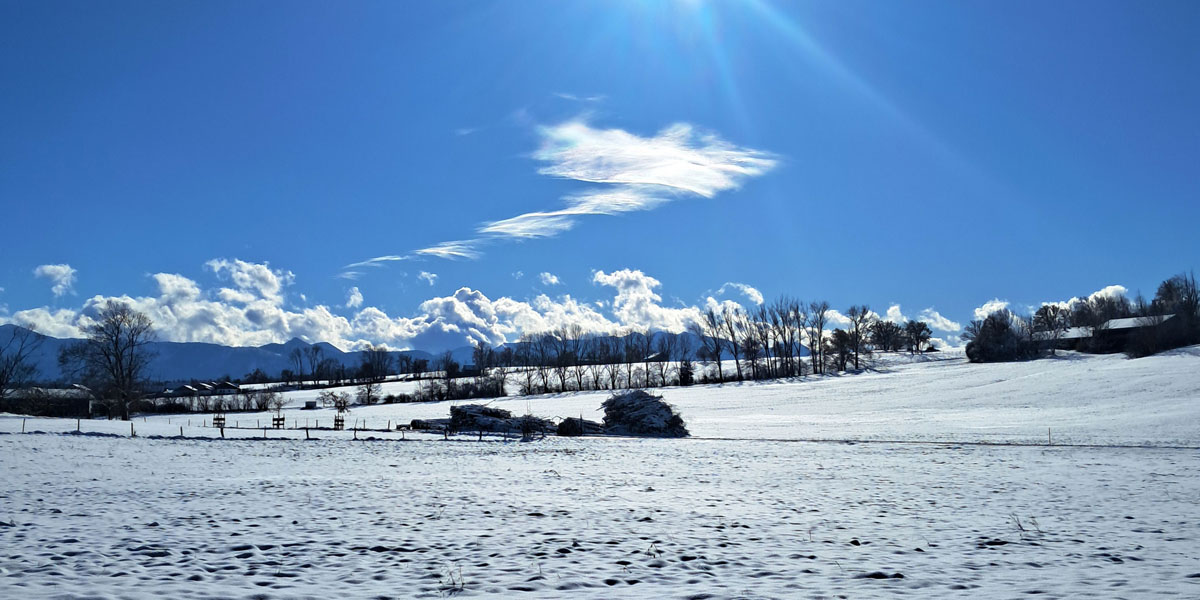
<box><xmin>1</xmin><ymin>325</ymin><xmax>744</xmax><ymax>385</ymax></box>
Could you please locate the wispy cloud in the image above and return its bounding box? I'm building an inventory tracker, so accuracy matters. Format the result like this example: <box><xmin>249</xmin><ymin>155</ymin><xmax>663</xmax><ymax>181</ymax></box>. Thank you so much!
<box><xmin>470</xmin><ymin>120</ymin><xmax>775</xmax><ymax>250</ymax></box>
<box><xmin>554</xmin><ymin>92</ymin><xmax>606</xmax><ymax>103</ymax></box>
<box><xmin>344</xmin><ymin>118</ymin><xmax>776</xmax><ymax>270</ymax></box>
<box><xmin>535</xmin><ymin>121</ymin><xmax>776</xmax><ymax>197</ymax></box>
<box><xmin>343</xmin><ymin>255</ymin><xmax>410</xmax><ymax>270</ymax></box>
<box><xmin>33</xmin><ymin>264</ymin><xmax>78</xmax><ymax>297</ymax></box>
<box><xmin>415</xmin><ymin>240</ymin><xmax>482</xmax><ymax>260</ymax></box>
<box><xmin>418</xmin><ymin>271</ymin><xmax>438</xmax><ymax>286</ymax></box>
<box><xmin>539</xmin><ymin>272</ymin><xmax>561</xmax><ymax>286</ymax></box>
<box><xmin>479</xmin><ymin>212</ymin><xmax>577</xmax><ymax>238</ymax></box>
<box><xmin>337</xmin><ymin>255</ymin><xmax>411</xmax><ymax>279</ymax></box>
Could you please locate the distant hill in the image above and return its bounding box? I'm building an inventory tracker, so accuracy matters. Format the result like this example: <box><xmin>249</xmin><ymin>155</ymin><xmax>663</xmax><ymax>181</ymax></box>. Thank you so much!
<box><xmin>2</xmin><ymin>325</ymin><xmax>797</xmax><ymax>385</ymax></box>
<box><xmin>0</xmin><ymin>324</ymin><xmax>437</xmax><ymax>385</ymax></box>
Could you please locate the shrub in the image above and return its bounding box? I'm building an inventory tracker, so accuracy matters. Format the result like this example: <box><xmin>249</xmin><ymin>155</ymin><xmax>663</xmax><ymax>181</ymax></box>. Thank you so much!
<box><xmin>963</xmin><ymin>310</ymin><xmax>1037</xmax><ymax>363</ymax></box>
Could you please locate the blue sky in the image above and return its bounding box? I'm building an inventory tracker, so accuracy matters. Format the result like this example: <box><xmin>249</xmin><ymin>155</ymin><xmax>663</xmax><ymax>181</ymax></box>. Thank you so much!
<box><xmin>2</xmin><ymin>0</ymin><xmax>1198</xmax><ymax>350</ymax></box>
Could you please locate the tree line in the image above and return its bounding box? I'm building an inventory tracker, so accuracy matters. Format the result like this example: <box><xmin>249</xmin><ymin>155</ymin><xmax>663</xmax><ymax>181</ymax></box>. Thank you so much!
<box><xmin>964</xmin><ymin>271</ymin><xmax>1199</xmax><ymax>362</ymax></box>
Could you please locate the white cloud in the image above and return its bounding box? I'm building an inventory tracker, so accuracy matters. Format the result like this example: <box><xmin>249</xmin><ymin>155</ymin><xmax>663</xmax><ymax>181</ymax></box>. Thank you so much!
<box><xmin>536</xmin><ymin>120</ymin><xmax>776</xmax><ymax>197</ymax></box>
<box><xmin>592</xmin><ymin>269</ymin><xmax>703</xmax><ymax>333</ymax></box>
<box><xmin>33</xmin><ymin>264</ymin><xmax>77</xmax><ymax>297</ymax></box>
<box><xmin>717</xmin><ymin>282</ymin><xmax>764</xmax><ymax>305</ymax></box>
<box><xmin>512</xmin><ymin>271</ymin><xmax>524</xmax><ymax>280</ymax></box>
<box><xmin>553</xmin><ymin>92</ymin><xmax>606</xmax><ymax>103</ymax></box>
<box><xmin>399</xmin><ymin>119</ymin><xmax>778</xmax><ymax>263</ymax></box>
<box><xmin>345</xmin><ymin>287</ymin><xmax>363</xmax><ymax>309</ymax></box>
<box><xmin>824</xmin><ymin>309</ymin><xmax>852</xmax><ymax>328</ymax></box>
<box><xmin>343</xmin><ymin>255</ymin><xmax>409</xmax><ymax>270</ymax></box>
<box><xmin>539</xmin><ymin>272</ymin><xmax>561</xmax><ymax>286</ymax></box>
<box><xmin>415</xmin><ymin>240</ymin><xmax>482</xmax><ymax>260</ymax></box>
<box><xmin>1039</xmin><ymin>284</ymin><xmax>1130</xmax><ymax>312</ymax></box>
<box><xmin>918</xmin><ymin>308</ymin><xmax>961</xmax><ymax>332</ymax></box>
<box><xmin>883</xmin><ymin>304</ymin><xmax>907</xmax><ymax>323</ymax></box>
<box><xmin>206</xmin><ymin>258</ymin><xmax>294</xmax><ymax>305</ymax></box>
<box><xmin>418</xmin><ymin>271</ymin><xmax>438</xmax><ymax>286</ymax></box>
<box><xmin>3</xmin><ymin>260</ymin><xmax>751</xmax><ymax>353</ymax></box>
<box><xmin>1087</xmin><ymin>284</ymin><xmax>1127</xmax><ymax>302</ymax></box>
<box><xmin>973</xmin><ymin>299</ymin><xmax>1010</xmax><ymax>321</ymax></box>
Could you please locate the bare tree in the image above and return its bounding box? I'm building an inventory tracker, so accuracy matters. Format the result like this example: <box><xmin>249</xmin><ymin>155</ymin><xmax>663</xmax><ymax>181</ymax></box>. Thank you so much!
<box><xmin>59</xmin><ymin>301</ymin><xmax>156</xmax><ymax>420</ymax></box>
<box><xmin>829</xmin><ymin>329</ymin><xmax>853</xmax><ymax>372</ymax></box>
<box><xmin>1032</xmin><ymin>305</ymin><xmax>1070</xmax><ymax>355</ymax></box>
<box><xmin>904</xmin><ymin>320</ymin><xmax>932</xmax><ymax>353</ymax></box>
<box><xmin>721</xmin><ymin>305</ymin><xmax>746</xmax><ymax>381</ymax></box>
<box><xmin>288</xmin><ymin>347</ymin><xmax>305</xmax><ymax>381</ymax></box>
<box><xmin>356</xmin><ymin>381</ymin><xmax>381</xmax><ymax>405</ymax></box>
<box><xmin>805</xmin><ymin>301</ymin><xmax>830</xmax><ymax>375</ymax></box>
<box><xmin>846</xmin><ymin>305</ymin><xmax>874</xmax><ymax>370</ymax></box>
<box><xmin>304</xmin><ymin>345</ymin><xmax>324</xmax><ymax>382</ymax></box>
<box><xmin>655</xmin><ymin>334</ymin><xmax>677</xmax><ymax>387</ymax></box>
<box><xmin>360</xmin><ymin>344</ymin><xmax>393</xmax><ymax>382</ymax></box>
<box><xmin>0</xmin><ymin>324</ymin><xmax>43</xmax><ymax>401</ymax></box>
<box><xmin>870</xmin><ymin>320</ymin><xmax>905</xmax><ymax>352</ymax></box>
<box><xmin>689</xmin><ymin>307</ymin><xmax>726</xmax><ymax>382</ymax></box>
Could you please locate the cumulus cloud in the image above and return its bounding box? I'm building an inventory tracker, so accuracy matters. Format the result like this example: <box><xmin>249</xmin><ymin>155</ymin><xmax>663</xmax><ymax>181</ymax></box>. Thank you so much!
<box><xmin>882</xmin><ymin>304</ymin><xmax>907</xmax><ymax>323</ymax></box>
<box><xmin>539</xmin><ymin>272</ymin><xmax>561</xmax><ymax>286</ymax></box>
<box><xmin>33</xmin><ymin>264</ymin><xmax>77</xmax><ymax>297</ymax></box>
<box><xmin>870</xmin><ymin>304</ymin><xmax>961</xmax><ymax>332</ymax></box>
<box><xmin>973</xmin><ymin>299</ymin><xmax>1010</xmax><ymax>321</ymax></box>
<box><xmin>206</xmin><ymin>258</ymin><xmax>294</xmax><ymax>305</ymax></box>
<box><xmin>592</xmin><ymin>269</ymin><xmax>702</xmax><ymax>333</ymax></box>
<box><xmin>918</xmin><ymin>308</ymin><xmax>962</xmax><ymax>332</ymax></box>
<box><xmin>418</xmin><ymin>271</ymin><xmax>438</xmax><ymax>286</ymax></box>
<box><xmin>717</xmin><ymin>282</ymin><xmax>764</xmax><ymax>305</ymax></box>
<box><xmin>1038</xmin><ymin>284</ymin><xmax>1130</xmax><ymax>313</ymax></box>
<box><xmin>3</xmin><ymin>260</ymin><xmax>741</xmax><ymax>353</ymax></box>
<box><xmin>345</xmin><ymin>287</ymin><xmax>363</xmax><ymax>309</ymax></box>
<box><xmin>824</xmin><ymin>309</ymin><xmax>852</xmax><ymax>328</ymax></box>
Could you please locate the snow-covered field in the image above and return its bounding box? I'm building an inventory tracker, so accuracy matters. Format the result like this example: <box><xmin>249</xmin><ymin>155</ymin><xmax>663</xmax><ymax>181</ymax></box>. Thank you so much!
<box><xmin>2</xmin><ymin>348</ymin><xmax>1198</xmax><ymax>598</ymax></box>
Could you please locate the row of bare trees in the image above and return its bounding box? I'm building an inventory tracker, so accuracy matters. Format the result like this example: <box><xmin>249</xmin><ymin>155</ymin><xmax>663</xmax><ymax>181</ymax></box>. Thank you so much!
<box><xmin>281</xmin><ymin>344</ymin><xmax>430</xmax><ymax>387</ymax></box>
<box><xmin>446</xmin><ymin>297</ymin><xmax>944</xmax><ymax>396</ymax></box>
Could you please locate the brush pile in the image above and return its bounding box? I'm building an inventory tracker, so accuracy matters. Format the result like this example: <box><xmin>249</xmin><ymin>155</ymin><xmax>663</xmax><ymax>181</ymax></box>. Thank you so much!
<box><xmin>449</xmin><ymin>404</ymin><xmax>553</xmax><ymax>435</ymax></box>
<box><xmin>601</xmin><ymin>390</ymin><xmax>689</xmax><ymax>438</ymax></box>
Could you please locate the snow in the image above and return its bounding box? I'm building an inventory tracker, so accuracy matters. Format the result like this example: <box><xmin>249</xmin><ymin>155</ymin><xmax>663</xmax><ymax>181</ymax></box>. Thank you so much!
<box><xmin>2</xmin><ymin>348</ymin><xmax>1199</xmax><ymax>597</ymax></box>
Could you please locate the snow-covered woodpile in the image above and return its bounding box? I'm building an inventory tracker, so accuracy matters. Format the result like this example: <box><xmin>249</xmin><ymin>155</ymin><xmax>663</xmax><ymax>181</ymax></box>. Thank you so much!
<box><xmin>601</xmin><ymin>390</ymin><xmax>689</xmax><ymax>438</ymax></box>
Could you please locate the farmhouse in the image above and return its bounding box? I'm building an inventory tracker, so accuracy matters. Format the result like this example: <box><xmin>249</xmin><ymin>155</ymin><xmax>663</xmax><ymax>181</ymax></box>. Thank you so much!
<box><xmin>1040</xmin><ymin>314</ymin><xmax>1179</xmax><ymax>352</ymax></box>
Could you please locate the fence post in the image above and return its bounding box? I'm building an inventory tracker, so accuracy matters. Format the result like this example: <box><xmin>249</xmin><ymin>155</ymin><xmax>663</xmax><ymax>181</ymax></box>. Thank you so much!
<box><xmin>130</xmin><ymin>422</ymin><xmax>135</xmax><ymax>438</ymax></box>
<box><xmin>22</xmin><ymin>419</ymin><xmax>25</xmax><ymax>433</ymax></box>
<box><xmin>305</xmin><ymin>427</ymin><xmax>310</xmax><ymax>440</ymax></box>
<box><xmin>180</xmin><ymin>426</ymin><xmax>184</xmax><ymax>437</ymax></box>
<box><xmin>77</xmin><ymin>419</ymin><xmax>80</xmax><ymax>433</ymax></box>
